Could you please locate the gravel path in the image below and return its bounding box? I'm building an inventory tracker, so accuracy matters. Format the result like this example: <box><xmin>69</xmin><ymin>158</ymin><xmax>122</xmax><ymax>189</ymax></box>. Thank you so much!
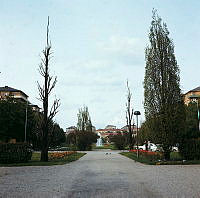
<box><xmin>0</xmin><ymin>150</ymin><xmax>200</xmax><ymax>198</ymax></box>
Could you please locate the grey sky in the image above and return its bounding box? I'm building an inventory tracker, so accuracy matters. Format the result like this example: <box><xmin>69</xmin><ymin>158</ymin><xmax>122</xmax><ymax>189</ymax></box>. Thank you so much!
<box><xmin>0</xmin><ymin>0</ymin><xmax>199</xmax><ymax>130</ymax></box>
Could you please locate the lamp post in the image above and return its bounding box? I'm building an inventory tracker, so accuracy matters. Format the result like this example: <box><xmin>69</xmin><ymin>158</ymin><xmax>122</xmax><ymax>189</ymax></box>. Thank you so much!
<box><xmin>134</xmin><ymin>111</ymin><xmax>141</xmax><ymax>158</ymax></box>
<box><xmin>24</xmin><ymin>100</ymin><xmax>28</xmax><ymax>142</ymax></box>
<box><xmin>189</xmin><ymin>95</ymin><xmax>200</xmax><ymax>131</ymax></box>
<box><xmin>197</xmin><ymin>99</ymin><xmax>200</xmax><ymax>132</ymax></box>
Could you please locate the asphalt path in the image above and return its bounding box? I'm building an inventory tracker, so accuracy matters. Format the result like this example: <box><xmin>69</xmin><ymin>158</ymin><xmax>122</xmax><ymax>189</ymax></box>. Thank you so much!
<box><xmin>0</xmin><ymin>150</ymin><xmax>200</xmax><ymax>198</ymax></box>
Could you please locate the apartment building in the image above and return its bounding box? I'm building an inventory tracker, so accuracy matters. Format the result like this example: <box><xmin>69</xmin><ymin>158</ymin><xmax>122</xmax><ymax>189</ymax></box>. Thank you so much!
<box><xmin>0</xmin><ymin>85</ymin><xmax>40</xmax><ymax>112</ymax></box>
<box><xmin>184</xmin><ymin>86</ymin><xmax>200</xmax><ymax>105</ymax></box>
<box><xmin>0</xmin><ymin>86</ymin><xmax>28</xmax><ymax>102</ymax></box>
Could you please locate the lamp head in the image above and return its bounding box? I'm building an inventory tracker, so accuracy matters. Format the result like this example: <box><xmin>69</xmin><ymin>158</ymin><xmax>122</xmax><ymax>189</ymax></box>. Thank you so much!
<box><xmin>134</xmin><ymin>111</ymin><xmax>141</xmax><ymax>115</ymax></box>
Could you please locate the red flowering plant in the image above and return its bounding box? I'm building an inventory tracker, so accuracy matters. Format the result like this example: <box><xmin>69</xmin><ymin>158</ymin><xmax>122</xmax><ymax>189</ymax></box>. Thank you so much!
<box><xmin>129</xmin><ymin>149</ymin><xmax>163</xmax><ymax>161</ymax></box>
<box><xmin>49</xmin><ymin>151</ymin><xmax>77</xmax><ymax>161</ymax></box>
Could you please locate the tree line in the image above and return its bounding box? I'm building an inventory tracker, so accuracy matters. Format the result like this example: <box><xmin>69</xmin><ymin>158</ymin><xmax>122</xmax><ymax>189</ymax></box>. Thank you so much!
<box><xmin>0</xmin><ymin>98</ymin><xmax>66</xmax><ymax>150</ymax></box>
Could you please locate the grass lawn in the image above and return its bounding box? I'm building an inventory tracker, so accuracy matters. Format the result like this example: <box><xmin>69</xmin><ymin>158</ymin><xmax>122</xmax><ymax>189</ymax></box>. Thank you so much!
<box><xmin>121</xmin><ymin>152</ymin><xmax>156</xmax><ymax>165</ymax></box>
<box><xmin>120</xmin><ymin>152</ymin><xmax>200</xmax><ymax>165</ymax></box>
<box><xmin>170</xmin><ymin>152</ymin><xmax>183</xmax><ymax>161</ymax></box>
<box><xmin>0</xmin><ymin>152</ymin><xmax>86</xmax><ymax>167</ymax></box>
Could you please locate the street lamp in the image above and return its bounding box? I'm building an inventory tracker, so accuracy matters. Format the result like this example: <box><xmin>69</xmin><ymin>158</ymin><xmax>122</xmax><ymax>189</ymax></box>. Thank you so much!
<box><xmin>134</xmin><ymin>111</ymin><xmax>141</xmax><ymax>158</ymax></box>
<box><xmin>189</xmin><ymin>95</ymin><xmax>200</xmax><ymax>131</ymax></box>
<box><xmin>24</xmin><ymin>100</ymin><xmax>28</xmax><ymax>142</ymax></box>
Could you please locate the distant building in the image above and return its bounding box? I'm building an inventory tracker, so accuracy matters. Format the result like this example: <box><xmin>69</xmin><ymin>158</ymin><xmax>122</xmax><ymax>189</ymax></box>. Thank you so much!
<box><xmin>0</xmin><ymin>86</ymin><xmax>28</xmax><ymax>102</ymax></box>
<box><xmin>121</xmin><ymin>125</ymin><xmax>139</xmax><ymax>137</ymax></box>
<box><xmin>0</xmin><ymin>85</ymin><xmax>41</xmax><ymax>112</ymax></box>
<box><xmin>66</xmin><ymin>126</ymin><xmax>77</xmax><ymax>134</ymax></box>
<box><xmin>96</xmin><ymin>125</ymin><xmax>127</xmax><ymax>141</ymax></box>
<box><xmin>66</xmin><ymin>125</ymin><xmax>96</xmax><ymax>135</ymax></box>
<box><xmin>105</xmin><ymin>125</ymin><xmax>116</xmax><ymax>130</ymax></box>
<box><xmin>184</xmin><ymin>86</ymin><xmax>200</xmax><ymax>105</ymax></box>
<box><xmin>29</xmin><ymin>104</ymin><xmax>41</xmax><ymax>112</ymax></box>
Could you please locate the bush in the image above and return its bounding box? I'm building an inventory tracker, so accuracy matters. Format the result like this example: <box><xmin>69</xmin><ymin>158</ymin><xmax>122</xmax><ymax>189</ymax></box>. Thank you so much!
<box><xmin>109</xmin><ymin>133</ymin><xmax>128</xmax><ymax>150</ymax></box>
<box><xmin>76</xmin><ymin>131</ymin><xmax>98</xmax><ymax>151</ymax></box>
<box><xmin>179</xmin><ymin>138</ymin><xmax>200</xmax><ymax>160</ymax></box>
<box><xmin>0</xmin><ymin>143</ymin><xmax>32</xmax><ymax>164</ymax></box>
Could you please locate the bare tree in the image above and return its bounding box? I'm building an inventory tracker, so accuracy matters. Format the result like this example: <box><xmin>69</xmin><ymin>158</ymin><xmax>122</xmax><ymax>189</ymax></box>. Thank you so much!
<box><xmin>37</xmin><ymin>17</ymin><xmax>60</xmax><ymax>161</ymax></box>
<box><xmin>126</xmin><ymin>80</ymin><xmax>134</xmax><ymax>149</ymax></box>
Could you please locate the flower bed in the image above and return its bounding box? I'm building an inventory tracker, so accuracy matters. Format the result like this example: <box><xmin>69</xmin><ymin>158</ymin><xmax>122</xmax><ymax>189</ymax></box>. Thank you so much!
<box><xmin>129</xmin><ymin>149</ymin><xmax>163</xmax><ymax>161</ymax></box>
<box><xmin>49</xmin><ymin>151</ymin><xmax>77</xmax><ymax>161</ymax></box>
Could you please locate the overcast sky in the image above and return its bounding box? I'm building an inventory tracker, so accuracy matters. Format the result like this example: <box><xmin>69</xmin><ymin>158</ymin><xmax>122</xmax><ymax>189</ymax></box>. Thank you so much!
<box><xmin>0</xmin><ymin>0</ymin><xmax>199</xmax><ymax>130</ymax></box>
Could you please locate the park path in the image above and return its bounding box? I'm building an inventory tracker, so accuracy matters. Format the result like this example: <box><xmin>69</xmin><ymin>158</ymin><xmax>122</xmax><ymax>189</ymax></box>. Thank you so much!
<box><xmin>0</xmin><ymin>150</ymin><xmax>200</xmax><ymax>198</ymax></box>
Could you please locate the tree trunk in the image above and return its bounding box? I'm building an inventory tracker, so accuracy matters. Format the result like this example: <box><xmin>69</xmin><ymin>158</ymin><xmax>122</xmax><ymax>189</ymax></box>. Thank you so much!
<box><xmin>41</xmin><ymin>146</ymin><xmax>48</xmax><ymax>161</ymax></box>
<box><xmin>145</xmin><ymin>141</ymin><xmax>148</xmax><ymax>151</ymax></box>
<box><xmin>129</xmin><ymin>127</ymin><xmax>133</xmax><ymax>150</ymax></box>
<box><xmin>163</xmin><ymin>145</ymin><xmax>171</xmax><ymax>160</ymax></box>
<box><xmin>163</xmin><ymin>151</ymin><xmax>170</xmax><ymax>161</ymax></box>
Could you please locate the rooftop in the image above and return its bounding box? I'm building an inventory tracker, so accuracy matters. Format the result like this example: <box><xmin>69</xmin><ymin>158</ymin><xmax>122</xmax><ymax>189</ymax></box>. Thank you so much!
<box><xmin>185</xmin><ymin>86</ymin><xmax>200</xmax><ymax>95</ymax></box>
<box><xmin>0</xmin><ymin>86</ymin><xmax>28</xmax><ymax>97</ymax></box>
<box><xmin>96</xmin><ymin>128</ymin><xmax>125</xmax><ymax>132</ymax></box>
<box><xmin>190</xmin><ymin>86</ymin><xmax>200</xmax><ymax>92</ymax></box>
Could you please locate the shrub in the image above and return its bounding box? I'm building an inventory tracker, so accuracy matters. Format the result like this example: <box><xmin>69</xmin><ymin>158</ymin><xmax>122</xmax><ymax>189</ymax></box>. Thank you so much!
<box><xmin>0</xmin><ymin>143</ymin><xmax>32</xmax><ymax>164</ymax></box>
<box><xmin>109</xmin><ymin>133</ymin><xmax>128</xmax><ymax>150</ymax></box>
<box><xmin>179</xmin><ymin>138</ymin><xmax>200</xmax><ymax>160</ymax></box>
<box><xmin>66</xmin><ymin>130</ymin><xmax>98</xmax><ymax>151</ymax></box>
<box><xmin>76</xmin><ymin>131</ymin><xmax>98</xmax><ymax>151</ymax></box>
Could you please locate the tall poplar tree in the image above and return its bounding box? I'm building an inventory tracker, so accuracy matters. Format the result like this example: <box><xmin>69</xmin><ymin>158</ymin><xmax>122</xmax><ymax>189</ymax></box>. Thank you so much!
<box><xmin>144</xmin><ymin>10</ymin><xmax>185</xmax><ymax>159</ymax></box>
<box><xmin>77</xmin><ymin>106</ymin><xmax>92</xmax><ymax>132</ymax></box>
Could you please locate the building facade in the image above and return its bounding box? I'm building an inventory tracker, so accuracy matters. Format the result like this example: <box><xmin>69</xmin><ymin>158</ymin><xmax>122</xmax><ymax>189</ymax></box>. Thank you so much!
<box><xmin>184</xmin><ymin>86</ymin><xmax>200</xmax><ymax>105</ymax></box>
<box><xmin>96</xmin><ymin>125</ymin><xmax>127</xmax><ymax>139</ymax></box>
<box><xmin>0</xmin><ymin>86</ymin><xmax>28</xmax><ymax>102</ymax></box>
<box><xmin>0</xmin><ymin>86</ymin><xmax>41</xmax><ymax>113</ymax></box>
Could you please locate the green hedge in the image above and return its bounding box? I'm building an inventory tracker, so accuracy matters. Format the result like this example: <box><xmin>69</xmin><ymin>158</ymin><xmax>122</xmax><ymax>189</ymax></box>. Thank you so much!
<box><xmin>179</xmin><ymin>138</ymin><xmax>200</xmax><ymax>160</ymax></box>
<box><xmin>0</xmin><ymin>143</ymin><xmax>32</xmax><ymax>164</ymax></box>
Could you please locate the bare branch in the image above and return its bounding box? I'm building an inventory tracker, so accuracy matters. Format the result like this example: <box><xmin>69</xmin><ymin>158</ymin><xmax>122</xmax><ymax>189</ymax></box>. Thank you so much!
<box><xmin>38</xmin><ymin>63</ymin><xmax>45</xmax><ymax>77</ymax></box>
<box><xmin>37</xmin><ymin>81</ymin><xmax>45</xmax><ymax>100</ymax></box>
<box><xmin>47</xmin><ymin>16</ymin><xmax>50</xmax><ymax>47</ymax></box>
<box><xmin>48</xmin><ymin>76</ymin><xmax>57</xmax><ymax>95</ymax></box>
<box><xmin>48</xmin><ymin>99</ymin><xmax>60</xmax><ymax>121</ymax></box>
<box><xmin>126</xmin><ymin>80</ymin><xmax>134</xmax><ymax>149</ymax></box>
